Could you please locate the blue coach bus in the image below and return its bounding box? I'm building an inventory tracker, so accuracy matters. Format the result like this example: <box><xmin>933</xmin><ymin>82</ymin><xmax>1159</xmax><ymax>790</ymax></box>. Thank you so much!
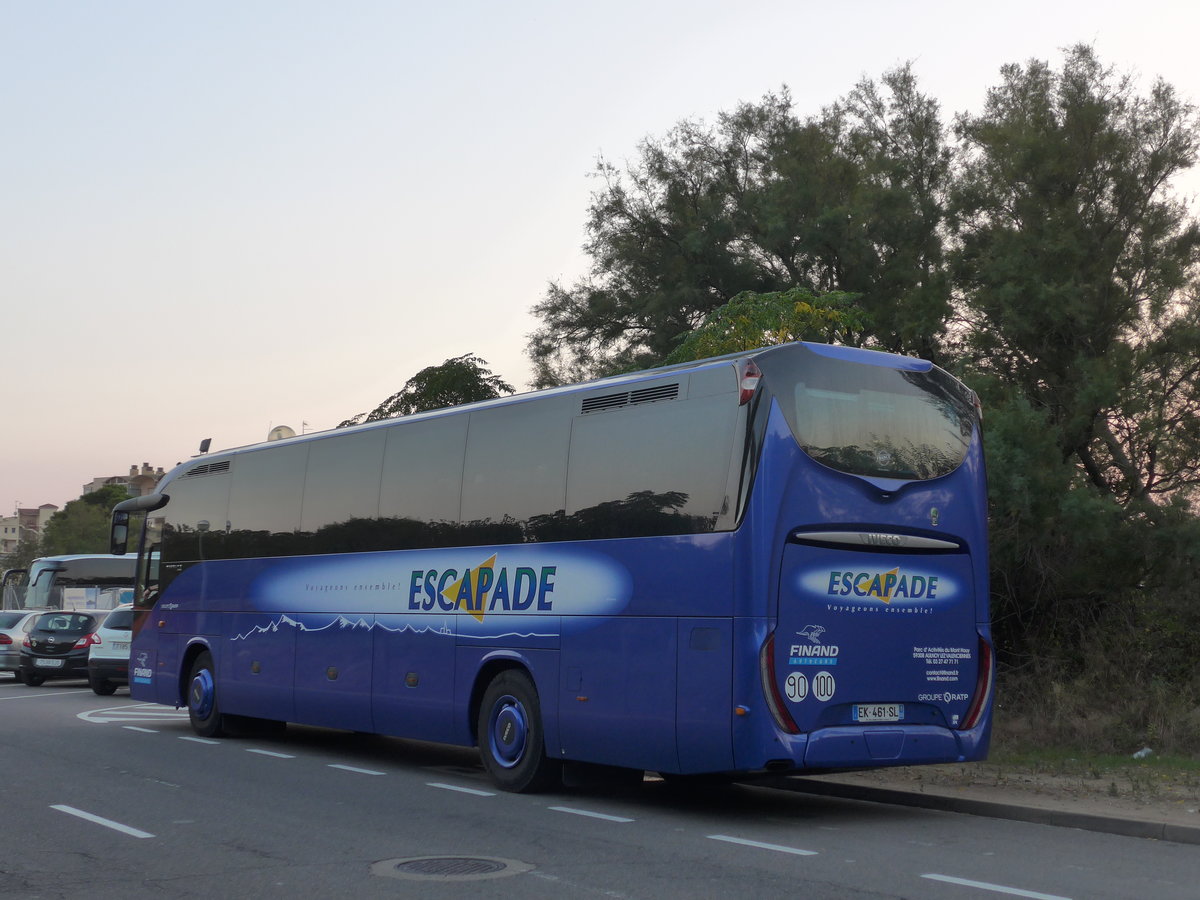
<box><xmin>111</xmin><ymin>341</ymin><xmax>992</xmax><ymax>791</ymax></box>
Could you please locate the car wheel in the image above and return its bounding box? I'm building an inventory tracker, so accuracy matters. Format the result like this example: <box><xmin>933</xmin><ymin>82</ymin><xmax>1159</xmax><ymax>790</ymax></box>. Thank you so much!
<box><xmin>23</xmin><ymin>671</ymin><xmax>46</xmax><ymax>687</ymax></box>
<box><xmin>12</xmin><ymin>669</ymin><xmax>24</xmax><ymax>684</ymax></box>
<box><xmin>187</xmin><ymin>651</ymin><xmax>226</xmax><ymax>738</ymax></box>
<box><xmin>90</xmin><ymin>675</ymin><xmax>117</xmax><ymax>696</ymax></box>
<box><xmin>477</xmin><ymin>669</ymin><xmax>559</xmax><ymax>793</ymax></box>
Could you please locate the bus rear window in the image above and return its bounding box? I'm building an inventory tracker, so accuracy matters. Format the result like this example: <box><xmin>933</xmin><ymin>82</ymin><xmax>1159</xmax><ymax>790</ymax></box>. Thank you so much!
<box><xmin>757</xmin><ymin>346</ymin><xmax>977</xmax><ymax>481</ymax></box>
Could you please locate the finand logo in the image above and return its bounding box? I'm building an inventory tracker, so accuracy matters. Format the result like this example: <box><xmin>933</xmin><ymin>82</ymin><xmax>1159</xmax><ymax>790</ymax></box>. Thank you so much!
<box><xmin>133</xmin><ymin>650</ymin><xmax>153</xmax><ymax>684</ymax></box>
<box><xmin>789</xmin><ymin>625</ymin><xmax>839</xmax><ymax>665</ymax></box>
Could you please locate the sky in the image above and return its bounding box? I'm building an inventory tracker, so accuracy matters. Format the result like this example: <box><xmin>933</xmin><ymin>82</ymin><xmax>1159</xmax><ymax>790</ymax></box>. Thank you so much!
<box><xmin>4</xmin><ymin>1</ymin><xmax>1199</xmax><ymax>514</ymax></box>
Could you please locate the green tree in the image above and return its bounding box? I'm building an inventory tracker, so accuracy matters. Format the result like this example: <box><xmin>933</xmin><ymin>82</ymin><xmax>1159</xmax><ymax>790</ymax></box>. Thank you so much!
<box><xmin>40</xmin><ymin>484</ymin><xmax>132</xmax><ymax>556</ymax></box>
<box><xmin>951</xmin><ymin>45</ymin><xmax>1200</xmax><ymax>659</ymax></box>
<box><xmin>1</xmin><ymin>534</ymin><xmax>43</xmax><ymax>574</ymax></box>
<box><xmin>528</xmin><ymin>66</ymin><xmax>954</xmax><ymax>385</ymax></box>
<box><xmin>664</xmin><ymin>288</ymin><xmax>868</xmax><ymax>364</ymax></box>
<box><xmin>338</xmin><ymin>354</ymin><xmax>514</xmax><ymax>427</ymax></box>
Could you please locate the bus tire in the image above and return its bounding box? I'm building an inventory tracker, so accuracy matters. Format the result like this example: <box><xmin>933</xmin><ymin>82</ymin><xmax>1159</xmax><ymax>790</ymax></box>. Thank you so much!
<box><xmin>187</xmin><ymin>651</ymin><xmax>226</xmax><ymax>738</ymax></box>
<box><xmin>23</xmin><ymin>672</ymin><xmax>45</xmax><ymax>687</ymax></box>
<box><xmin>477</xmin><ymin>670</ymin><xmax>559</xmax><ymax>793</ymax></box>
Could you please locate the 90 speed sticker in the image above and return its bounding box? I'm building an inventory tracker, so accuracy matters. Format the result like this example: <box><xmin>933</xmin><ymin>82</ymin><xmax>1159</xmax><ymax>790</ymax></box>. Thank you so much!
<box><xmin>785</xmin><ymin>672</ymin><xmax>808</xmax><ymax>702</ymax></box>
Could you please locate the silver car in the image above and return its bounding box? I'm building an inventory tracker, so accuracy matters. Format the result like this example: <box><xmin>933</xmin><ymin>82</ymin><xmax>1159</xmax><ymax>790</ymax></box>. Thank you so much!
<box><xmin>87</xmin><ymin>603</ymin><xmax>134</xmax><ymax>695</ymax></box>
<box><xmin>0</xmin><ymin>610</ymin><xmax>47</xmax><ymax>682</ymax></box>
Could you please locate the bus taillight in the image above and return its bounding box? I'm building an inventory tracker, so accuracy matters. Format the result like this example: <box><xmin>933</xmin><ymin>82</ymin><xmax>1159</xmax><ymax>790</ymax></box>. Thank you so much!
<box><xmin>959</xmin><ymin>634</ymin><xmax>994</xmax><ymax>731</ymax></box>
<box><xmin>759</xmin><ymin>632</ymin><xmax>800</xmax><ymax>734</ymax></box>
<box><xmin>738</xmin><ymin>359</ymin><xmax>762</xmax><ymax>406</ymax></box>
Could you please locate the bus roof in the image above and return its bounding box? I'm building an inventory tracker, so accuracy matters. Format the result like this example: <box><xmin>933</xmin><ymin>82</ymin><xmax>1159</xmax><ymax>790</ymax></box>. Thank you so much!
<box><xmin>161</xmin><ymin>340</ymin><xmax>934</xmax><ymax>480</ymax></box>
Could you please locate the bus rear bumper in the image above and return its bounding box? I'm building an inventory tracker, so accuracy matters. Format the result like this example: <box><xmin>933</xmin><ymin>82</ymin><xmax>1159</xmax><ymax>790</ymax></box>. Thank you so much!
<box><xmin>800</xmin><ymin>724</ymin><xmax>984</xmax><ymax>768</ymax></box>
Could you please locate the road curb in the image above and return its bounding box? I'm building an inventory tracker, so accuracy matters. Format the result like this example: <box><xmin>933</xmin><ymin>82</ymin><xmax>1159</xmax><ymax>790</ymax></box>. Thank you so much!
<box><xmin>769</xmin><ymin>776</ymin><xmax>1200</xmax><ymax>846</ymax></box>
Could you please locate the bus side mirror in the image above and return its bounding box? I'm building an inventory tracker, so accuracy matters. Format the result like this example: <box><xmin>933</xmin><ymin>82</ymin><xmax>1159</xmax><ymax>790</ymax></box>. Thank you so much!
<box><xmin>111</xmin><ymin>511</ymin><xmax>130</xmax><ymax>556</ymax></box>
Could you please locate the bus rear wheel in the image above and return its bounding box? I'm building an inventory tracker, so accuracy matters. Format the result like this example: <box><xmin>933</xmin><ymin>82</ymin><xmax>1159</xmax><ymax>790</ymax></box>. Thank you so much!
<box><xmin>187</xmin><ymin>651</ymin><xmax>226</xmax><ymax>738</ymax></box>
<box><xmin>477</xmin><ymin>670</ymin><xmax>559</xmax><ymax>793</ymax></box>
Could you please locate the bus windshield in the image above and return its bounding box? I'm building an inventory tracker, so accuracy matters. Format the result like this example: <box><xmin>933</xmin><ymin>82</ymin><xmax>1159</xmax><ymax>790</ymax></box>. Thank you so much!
<box><xmin>23</xmin><ymin>557</ymin><xmax>137</xmax><ymax>610</ymax></box>
<box><xmin>757</xmin><ymin>346</ymin><xmax>977</xmax><ymax>481</ymax></box>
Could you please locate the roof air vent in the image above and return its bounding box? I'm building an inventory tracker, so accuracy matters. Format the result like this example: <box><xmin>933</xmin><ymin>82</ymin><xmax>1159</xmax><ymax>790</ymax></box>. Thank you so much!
<box><xmin>580</xmin><ymin>383</ymin><xmax>680</xmax><ymax>415</ymax></box>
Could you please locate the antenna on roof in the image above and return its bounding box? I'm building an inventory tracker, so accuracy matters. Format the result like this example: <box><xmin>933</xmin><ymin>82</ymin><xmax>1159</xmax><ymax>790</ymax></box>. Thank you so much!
<box><xmin>267</xmin><ymin>425</ymin><xmax>296</xmax><ymax>442</ymax></box>
<box><xmin>198</xmin><ymin>438</ymin><xmax>212</xmax><ymax>454</ymax></box>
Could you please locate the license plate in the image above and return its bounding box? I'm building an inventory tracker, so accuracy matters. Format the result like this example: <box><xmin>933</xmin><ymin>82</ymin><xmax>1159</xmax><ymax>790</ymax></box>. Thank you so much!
<box><xmin>112</xmin><ymin>642</ymin><xmax>130</xmax><ymax>652</ymax></box>
<box><xmin>853</xmin><ymin>703</ymin><xmax>903</xmax><ymax>722</ymax></box>
<box><xmin>35</xmin><ymin>658</ymin><xmax>65</xmax><ymax>669</ymax></box>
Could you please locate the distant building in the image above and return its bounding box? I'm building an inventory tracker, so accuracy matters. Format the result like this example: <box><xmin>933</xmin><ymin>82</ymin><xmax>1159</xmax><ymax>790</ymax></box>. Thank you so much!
<box><xmin>0</xmin><ymin>504</ymin><xmax>58</xmax><ymax>555</ymax></box>
<box><xmin>82</xmin><ymin>462</ymin><xmax>166</xmax><ymax>499</ymax></box>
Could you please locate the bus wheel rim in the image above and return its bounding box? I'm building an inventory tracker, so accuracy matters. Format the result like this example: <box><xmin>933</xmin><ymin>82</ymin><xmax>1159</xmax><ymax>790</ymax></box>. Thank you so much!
<box><xmin>489</xmin><ymin>694</ymin><xmax>527</xmax><ymax>768</ymax></box>
<box><xmin>189</xmin><ymin>668</ymin><xmax>215</xmax><ymax>720</ymax></box>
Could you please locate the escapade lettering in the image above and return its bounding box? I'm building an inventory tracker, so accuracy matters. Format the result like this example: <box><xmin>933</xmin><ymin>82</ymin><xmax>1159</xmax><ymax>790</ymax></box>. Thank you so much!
<box><xmin>826</xmin><ymin>569</ymin><xmax>939</xmax><ymax>603</ymax></box>
<box><xmin>408</xmin><ymin>564</ymin><xmax>557</xmax><ymax>613</ymax></box>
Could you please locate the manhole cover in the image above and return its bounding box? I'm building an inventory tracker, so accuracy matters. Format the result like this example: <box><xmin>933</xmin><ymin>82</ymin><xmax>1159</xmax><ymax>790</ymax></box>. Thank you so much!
<box><xmin>371</xmin><ymin>856</ymin><xmax>533</xmax><ymax>881</ymax></box>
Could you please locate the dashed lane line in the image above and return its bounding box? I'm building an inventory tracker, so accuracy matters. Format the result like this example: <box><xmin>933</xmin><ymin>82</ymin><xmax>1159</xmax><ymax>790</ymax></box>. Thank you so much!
<box><xmin>51</xmin><ymin>805</ymin><xmax>154</xmax><ymax>839</ymax></box>
<box><xmin>707</xmin><ymin>834</ymin><xmax>818</xmax><ymax>856</ymax></box>
<box><xmin>922</xmin><ymin>874</ymin><xmax>1072</xmax><ymax>900</ymax></box>
<box><xmin>549</xmin><ymin>806</ymin><xmax>635</xmax><ymax>823</ymax></box>
<box><xmin>428</xmin><ymin>782</ymin><xmax>497</xmax><ymax>797</ymax></box>
<box><xmin>328</xmin><ymin>763</ymin><xmax>386</xmax><ymax>775</ymax></box>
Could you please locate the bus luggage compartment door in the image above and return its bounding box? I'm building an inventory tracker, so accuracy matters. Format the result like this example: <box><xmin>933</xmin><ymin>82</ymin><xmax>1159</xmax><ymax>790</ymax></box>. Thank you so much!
<box><xmin>774</xmin><ymin>542</ymin><xmax>980</xmax><ymax>767</ymax></box>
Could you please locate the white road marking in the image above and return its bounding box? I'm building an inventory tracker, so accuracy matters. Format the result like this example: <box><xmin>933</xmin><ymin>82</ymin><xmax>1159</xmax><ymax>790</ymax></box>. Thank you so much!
<box><xmin>179</xmin><ymin>736</ymin><xmax>221</xmax><ymax>745</ymax></box>
<box><xmin>123</xmin><ymin>726</ymin><xmax>158</xmax><ymax>733</ymax></box>
<box><xmin>707</xmin><ymin>834</ymin><xmax>818</xmax><ymax>856</ymax></box>
<box><xmin>51</xmin><ymin>805</ymin><xmax>154</xmax><ymax>839</ymax></box>
<box><xmin>78</xmin><ymin>703</ymin><xmax>190</xmax><ymax>724</ymax></box>
<box><xmin>428</xmin><ymin>782</ymin><xmax>496</xmax><ymax>796</ymax></box>
<box><xmin>549</xmin><ymin>806</ymin><xmax>634</xmax><ymax>823</ymax></box>
<box><xmin>2</xmin><ymin>690</ymin><xmax>92</xmax><ymax>701</ymax></box>
<box><xmin>328</xmin><ymin>764</ymin><xmax>385</xmax><ymax>775</ymax></box>
<box><xmin>922</xmin><ymin>874</ymin><xmax>1072</xmax><ymax>900</ymax></box>
<box><xmin>246</xmin><ymin>749</ymin><xmax>295</xmax><ymax>759</ymax></box>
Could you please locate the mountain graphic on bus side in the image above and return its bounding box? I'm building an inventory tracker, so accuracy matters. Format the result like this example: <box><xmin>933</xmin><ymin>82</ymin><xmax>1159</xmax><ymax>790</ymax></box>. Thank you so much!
<box><xmin>231</xmin><ymin>613</ymin><xmax>556</xmax><ymax>642</ymax></box>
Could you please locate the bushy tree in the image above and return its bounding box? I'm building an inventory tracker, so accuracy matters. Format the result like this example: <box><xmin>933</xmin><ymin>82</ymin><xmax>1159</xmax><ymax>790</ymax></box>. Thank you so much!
<box><xmin>40</xmin><ymin>484</ymin><xmax>132</xmax><ymax>556</ymax></box>
<box><xmin>952</xmin><ymin>45</ymin><xmax>1200</xmax><ymax>659</ymax></box>
<box><xmin>338</xmin><ymin>354</ymin><xmax>514</xmax><ymax>427</ymax></box>
<box><xmin>528</xmin><ymin>66</ymin><xmax>954</xmax><ymax>385</ymax></box>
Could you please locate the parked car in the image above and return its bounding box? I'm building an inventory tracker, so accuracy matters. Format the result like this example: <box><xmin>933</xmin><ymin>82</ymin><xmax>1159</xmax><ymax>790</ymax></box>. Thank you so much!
<box><xmin>1</xmin><ymin>610</ymin><xmax>47</xmax><ymax>682</ymax></box>
<box><xmin>87</xmin><ymin>603</ymin><xmax>134</xmax><ymax>695</ymax></box>
<box><xmin>19</xmin><ymin>610</ymin><xmax>104</xmax><ymax>686</ymax></box>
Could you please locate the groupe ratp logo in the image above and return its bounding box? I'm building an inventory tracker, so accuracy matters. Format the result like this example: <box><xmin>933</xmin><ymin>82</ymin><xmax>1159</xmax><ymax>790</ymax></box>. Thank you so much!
<box><xmin>918</xmin><ymin>692</ymin><xmax>970</xmax><ymax>703</ymax></box>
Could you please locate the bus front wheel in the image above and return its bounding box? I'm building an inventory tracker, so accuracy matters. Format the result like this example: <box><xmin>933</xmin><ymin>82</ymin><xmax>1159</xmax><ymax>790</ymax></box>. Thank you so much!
<box><xmin>477</xmin><ymin>670</ymin><xmax>559</xmax><ymax>793</ymax></box>
<box><xmin>187</xmin><ymin>651</ymin><xmax>226</xmax><ymax>738</ymax></box>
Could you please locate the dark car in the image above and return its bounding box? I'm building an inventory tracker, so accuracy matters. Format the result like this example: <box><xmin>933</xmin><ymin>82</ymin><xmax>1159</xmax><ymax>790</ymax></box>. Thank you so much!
<box><xmin>19</xmin><ymin>610</ymin><xmax>104</xmax><ymax>686</ymax></box>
